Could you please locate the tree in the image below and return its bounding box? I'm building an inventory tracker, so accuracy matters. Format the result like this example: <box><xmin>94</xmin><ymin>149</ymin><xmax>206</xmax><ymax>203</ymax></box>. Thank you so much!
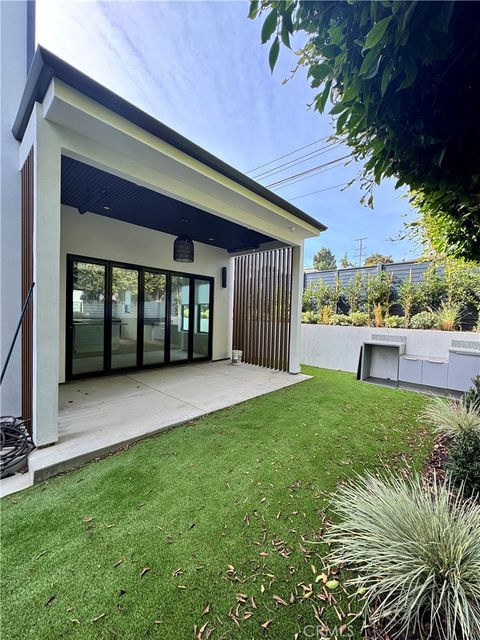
<box><xmin>250</xmin><ymin>1</ymin><xmax>480</xmax><ymax>260</ymax></box>
<box><xmin>339</xmin><ymin>252</ymin><xmax>355</xmax><ymax>269</ymax></box>
<box><xmin>364</xmin><ymin>253</ymin><xmax>394</xmax><ymax>266</ymax></box>
<box><xmin>312</xmin><ymin>247</ymin><xmax>336</xmax><ymax>270</ymax></box>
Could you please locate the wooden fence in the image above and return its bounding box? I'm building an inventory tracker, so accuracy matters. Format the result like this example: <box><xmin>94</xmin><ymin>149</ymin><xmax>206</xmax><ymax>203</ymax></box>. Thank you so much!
<box><xmin>233</xmin><ymin>248</ymin><xmax>292</xmax><ymax>372</ymax></box>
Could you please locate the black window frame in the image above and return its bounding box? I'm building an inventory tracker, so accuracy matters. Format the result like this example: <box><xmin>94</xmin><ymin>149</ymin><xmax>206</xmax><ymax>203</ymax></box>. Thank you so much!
<box><xmin>66</xmin><ymin>254</ymin><xmax>214</xmax><ymax>381</ymax></box>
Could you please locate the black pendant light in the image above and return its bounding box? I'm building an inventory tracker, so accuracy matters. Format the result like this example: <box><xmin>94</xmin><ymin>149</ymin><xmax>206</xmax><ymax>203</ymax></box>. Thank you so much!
<box><xmin>173</xmin><ymin>234</ymin><xmax>194</xmax><ymax>263</ymax></box>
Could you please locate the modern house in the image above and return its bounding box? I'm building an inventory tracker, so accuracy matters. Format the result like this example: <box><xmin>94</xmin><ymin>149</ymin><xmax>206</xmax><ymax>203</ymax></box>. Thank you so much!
<box><xmin>0</xmin><ymin>2</ymin><xmax>325</xmax><ymax>471</ymax></box>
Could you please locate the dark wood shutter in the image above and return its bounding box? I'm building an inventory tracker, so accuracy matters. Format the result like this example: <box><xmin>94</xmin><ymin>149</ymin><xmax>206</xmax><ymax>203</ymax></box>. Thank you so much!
<box><xmin>21</xmin><ymin>149</ymin><xmax>34</xmax><ymax>431</ymax></box>
<box><xmin>233</xmin><ymin>247</ymin><xmax>292</xmax><ymax>372</ymax></box>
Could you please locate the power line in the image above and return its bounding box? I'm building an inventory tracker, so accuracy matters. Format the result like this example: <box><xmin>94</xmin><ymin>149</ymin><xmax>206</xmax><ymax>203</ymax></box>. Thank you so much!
<box><xmin>266</xmin><ymin>154</ymin><xmax>351</xmax><ymax>189</ymax></box>
<box><xmin>252</xmin><ymin>141</ymin><xmax>341</xmax><ymax>181</ymax></box>
<box><xmin>246</xmin><ymin>136</ymin><xmax>330</xmax><ymax>174</ymax></box>
<box><xmin>272</xmin><ymin>161</ymin><xmax>350</xmax><ymax>191</ymax></box>
<box><xmin>288</xmin><ymin>182</ymin><xmax>350</xmax><ymax>201</ymax></box>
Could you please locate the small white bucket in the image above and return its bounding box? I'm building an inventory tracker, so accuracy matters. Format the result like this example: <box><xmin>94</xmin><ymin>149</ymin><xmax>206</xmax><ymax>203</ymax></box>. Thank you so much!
<box><xmin>231</xmin><ymin>349</ymin><xmax>243</xmax><ymax>365</ymax></box>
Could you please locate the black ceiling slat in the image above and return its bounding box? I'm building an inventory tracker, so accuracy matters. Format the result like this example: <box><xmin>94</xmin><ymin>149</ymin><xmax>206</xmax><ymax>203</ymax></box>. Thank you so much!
<box><xmin>61</xmin><ymin>156</ymin><xmax>273</xmax><ymax>251</ymax></box>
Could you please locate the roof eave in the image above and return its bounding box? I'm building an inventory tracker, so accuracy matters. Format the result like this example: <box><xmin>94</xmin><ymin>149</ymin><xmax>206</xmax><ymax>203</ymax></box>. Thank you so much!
<box><xmin>12</xmin><ymin>46</ymin><xmax>327</xmax><ymax>233</ymax></box>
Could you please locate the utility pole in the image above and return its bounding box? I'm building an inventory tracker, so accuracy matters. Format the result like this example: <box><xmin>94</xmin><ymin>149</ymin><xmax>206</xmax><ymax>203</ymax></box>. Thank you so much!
<box><xmin>354</xmin><ymin>237</ymin><xmax>367</xmax><ymax>267</ymax></box>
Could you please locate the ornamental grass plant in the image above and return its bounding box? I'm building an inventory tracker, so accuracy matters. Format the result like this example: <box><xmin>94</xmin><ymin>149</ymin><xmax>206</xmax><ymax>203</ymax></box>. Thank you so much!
<box><xmin>421</xmin><ymin>396</ymin><xmax>480</xmax><ymax>438</ymax></box>
<box><xmin>326</xmin><ymin>474</ymin><xmax>480</xmax><ymax>640</ymax></box>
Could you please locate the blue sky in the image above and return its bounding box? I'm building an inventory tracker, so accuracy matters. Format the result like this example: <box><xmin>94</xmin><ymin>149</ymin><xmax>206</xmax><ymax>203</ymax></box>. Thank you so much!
<box><xmin>37</xmin><ymin>0</ymin><xmax>418</xmax><ymax>267</ymax></box>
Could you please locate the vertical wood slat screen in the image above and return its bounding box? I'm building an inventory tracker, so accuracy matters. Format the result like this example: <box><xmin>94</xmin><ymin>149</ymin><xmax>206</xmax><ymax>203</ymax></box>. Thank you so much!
<box><xmin>21</xmin><ymin>149</ymin><xmax>34</xmax><ymax>432</ymax></box>
<box><xmin>233</xmin><ymin>247</ymin><xmax>292</xmax><ymax>372</ymax></box>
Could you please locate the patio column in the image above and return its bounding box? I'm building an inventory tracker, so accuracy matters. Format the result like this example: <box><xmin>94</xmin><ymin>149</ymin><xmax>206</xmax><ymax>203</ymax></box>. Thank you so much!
<box><xmin>288</xmin><ymin>243</ymin><xmax>304</xmax><ymax>374</ymax></box>
<box><xmin>32</xmin><ymin>108</ymin><xmax>61</xmax><ymax>446</ymax></box>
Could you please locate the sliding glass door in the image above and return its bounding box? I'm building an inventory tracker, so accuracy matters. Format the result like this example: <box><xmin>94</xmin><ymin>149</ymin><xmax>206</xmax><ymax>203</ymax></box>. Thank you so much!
<box><xmin>71</xmin><ymin>260</ymin><xmax>106</xmax><ymax>376</ymax></box>
<box><xmin>143</xmin><ymin>271</ymin><xmax>167</xmax><ymax>365</ymax></box>
<box><xmin>170</xmin><ymin>276</ymin><xmax>190</xmax><ymax>362</ymax></box>
<box><xmin>67</xmin><ymin>256</ymin><xmax>213</xmax><ymax>380</ymax></box>
<box><xmin>111</xmin><ymin>267</ymin><xmax>139</xmax><ymax>370</ymax></box>
<box><xmin>193</xmin><ymin>279</ymin><xmax>211</xmax><ymax>359</ymax></box>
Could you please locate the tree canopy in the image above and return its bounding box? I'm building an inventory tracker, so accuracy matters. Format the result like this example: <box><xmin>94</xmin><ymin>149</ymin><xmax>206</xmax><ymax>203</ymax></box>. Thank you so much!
<box><xmin>250</xmin><ymin>0</ymin><xmax>480</xmax><ymax>260</ymax></box>
<box><xmin>312</xmin><ymin>246</ymin><xmax>337</xmax><ymax>270</ymax></box>
<box><xmin>364</xmin><ymin>253</ymin><xmax>394</xmax><ymax>266</ymax></box>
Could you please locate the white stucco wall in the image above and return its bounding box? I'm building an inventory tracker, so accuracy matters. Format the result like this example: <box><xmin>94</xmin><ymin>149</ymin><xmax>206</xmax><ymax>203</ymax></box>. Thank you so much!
<box><xmin>301</xmin><ymin>324</ymin><xmax>480</xmax><ymax>373</ymax></box>
<box><xmin>0</xmin><ymin>1</ymin><xmax>27</xmax><ymax>414</ymax></box>
<box><xmin>59</xmin><ymin>205</ymin><xmax>231</xmax><ymax>382</ymax></box>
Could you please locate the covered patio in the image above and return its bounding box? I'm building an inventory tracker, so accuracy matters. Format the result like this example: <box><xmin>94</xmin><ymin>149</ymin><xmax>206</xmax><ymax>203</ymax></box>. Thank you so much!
<box><xmin>10</xmin><ymin>48</ymin><xmax>324</xmax><ymax>454</ymax></box>
<box><xmin>25</xmin><ymin>361</ymin><xmax>310</xmax><ymax>484</ymax></box>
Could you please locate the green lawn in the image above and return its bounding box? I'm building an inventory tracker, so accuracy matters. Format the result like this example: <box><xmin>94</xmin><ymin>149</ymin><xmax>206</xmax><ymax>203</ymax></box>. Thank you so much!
<box><xmin>1</xmin><ymin>367</ymin><xmax>431</xmax><ymax>640</ymax></box>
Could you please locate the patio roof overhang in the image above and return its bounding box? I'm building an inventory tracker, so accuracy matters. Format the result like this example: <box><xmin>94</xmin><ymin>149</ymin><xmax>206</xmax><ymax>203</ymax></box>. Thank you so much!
<box><xmin>61</xmin><ymin>156</ymin><xmax>274</xmax><ymax>253</ymax></box>
<box><xmin>14</xmin><ymin>47</ymin><xmax>326</xmax><ymax>251</ymax></box>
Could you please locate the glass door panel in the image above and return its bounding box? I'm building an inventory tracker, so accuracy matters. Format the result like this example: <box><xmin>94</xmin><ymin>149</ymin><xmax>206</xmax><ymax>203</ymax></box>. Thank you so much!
<box><xmin>72</xmin><ymin>261</ymin><xmax>106</xmax><ymax>376</ymax></box>
<box><xmin>143</xmin><ymin>271</ymin><xmax>167</xmax><ymax>365</ymax></box>
<box><xmin>193</xmin><ymin>279</ymin><xmax>211</xmax><ymax>359</ymax></box>
<box><xmin>111</xmin><ymin>267</ymin><xmax>139</xmax><ymax>369</ymax></box>
<box><xmin>170</xmin><ymin>275</ymin><xmax>190</xmax><ymax>362</ymax></box>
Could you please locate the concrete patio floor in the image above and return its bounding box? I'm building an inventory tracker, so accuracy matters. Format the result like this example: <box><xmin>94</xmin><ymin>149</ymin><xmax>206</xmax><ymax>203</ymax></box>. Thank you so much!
<box><xmin>1</xmin><ymin>361</ymin><xmax>309</xmax><ymax>496</ymax></box>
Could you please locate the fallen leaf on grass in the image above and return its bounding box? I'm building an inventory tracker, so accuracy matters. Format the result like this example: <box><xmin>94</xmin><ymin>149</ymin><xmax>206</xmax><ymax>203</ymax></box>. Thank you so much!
<box><xmin>114</xmin><ymin>558</ymin><xmax>125</xmax><ymax>568</ymax></box>
<box><xmin>82</xmin><ymin>516</ymin><xmax>93</xmax><ymax>523</ymax></box>
<box><xmin>92</xmin><ymin>613</ymin><xmax>105</xmax><ymax>623</ymax></box>
<box><xmin>326</xmin><ymin>580</ymin><xmax>339</xmax><ymax>590</ymax></box>
<box><xmin>172</xmin><ymin>568</ymin><xmax>183</xmax><ymax>577</ymax></box>
<box><xmin>202</xmin><ymin>604</ymin><xmax>210</xmax><ymax>615</ymax></box>
<box><xmin>45</xmin><ymin>595</ymin><xmax>56</xmax><ymax>607</ymax></box>
<box><xmin>140</xmin><ymin>567</ymin><xmax>151</xmax><ymax>577</ymax></box>
<box><xmin>261</xmin><ymin>619</ymin><xmax>273</xmax><ymax>629</ymax></box>
<box><xmin>273</xmin><ymin>595</ymin><xmax>288</xmax><ymax>607</ymax></box>
<box><xmin>177</xmin><ymin>585</ymin><xmax>187</xmax><ymax>589</ymax></box>
<box><xmin>228</xmin><ymin>610</ymin><xmax>240</xmax><ymax>627</ymax></box>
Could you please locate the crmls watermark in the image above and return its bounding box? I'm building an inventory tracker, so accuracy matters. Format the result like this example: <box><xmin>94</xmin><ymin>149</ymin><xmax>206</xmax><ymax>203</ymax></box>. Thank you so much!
<box><xmin>302</xmin><ymin>624</ymin><xmax>354</xmax><ymax>638</ymax></box>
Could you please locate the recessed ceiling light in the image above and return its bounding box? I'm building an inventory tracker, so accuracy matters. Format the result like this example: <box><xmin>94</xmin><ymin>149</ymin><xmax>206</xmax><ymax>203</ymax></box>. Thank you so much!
<box><xmin>180</xmin><ymin>217</ymin><xmax>189</xmax><ymax>223</ymax></box>
<box><xmin>208</xmin><ymin>237</ymin><xmax>215</xmax><ymax>241</ymax></box>
<box><xmin>102</xmin><ymin>206</ymin><xmax>111</xmax><ymax>211</ymax></box>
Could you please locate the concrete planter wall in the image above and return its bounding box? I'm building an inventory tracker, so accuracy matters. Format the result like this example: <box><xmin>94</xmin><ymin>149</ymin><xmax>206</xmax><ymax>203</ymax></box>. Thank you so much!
<box><xmin>301</xmin><ymin>324</ymin><xmax>480</xmax><ymax>373</ymax></box>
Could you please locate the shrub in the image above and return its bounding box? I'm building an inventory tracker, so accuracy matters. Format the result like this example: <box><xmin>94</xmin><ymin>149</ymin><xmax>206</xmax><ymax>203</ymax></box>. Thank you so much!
<box><xmin>384</xmin><ymin>315</ymin><xmax>405</xmax><ymax>328</ymax></box>
<box><xmin>343</xmin><ymin>273</ymin><xmax>365</xmax><ymax>313</ymax></box>
<box><xmin>366</xmin><ymin>272</ymin><xmax>393</xmax><ymax>314</ymax></box>
<box><xmin>421</xmin><ymin>396</ymin><xmax>480</xmax><ymax>438</ymax></box>
<box><xmin>434</xmin><ymin>302</ymin><xmax>461</xmax><ymax>331</ymax></box>
<box><xmin>329</xmin><ymin>313</ymin><xmax>351</xmax><ymax>326</ymax></box>
<box><xmin>464</xmin><ymin>375</ymin><xmax>480</xmax><ymax>411</ymax></box>
<box><xmin>410</xmin><ymin>311</ymin><xmax>437</xmax><ymax>329</ymax></box>
<box><xmin>418</xmin><ymin>265</ymin><xmax>447</xmax><ymax>310</ymax></box>
<box><xmin>373</xmin><ymin>303</ymin><xmax>383</xmax><ymax>327</ymax></box>
<box><xmin>349</xmin><ymin>311</ymin><xmax>370</xmax><ymax>326</ymax></box>
<box><xmin>398</xmin><ymin>275</ymin><xmax>421</xmax><ymax>323</ymax></box>
<box><xmin>447</xmin><ymin>428</ymin><xmax>480</xmax><ymax>495</ymax></box>
<box><xmin>325</xmin><ymin>474</ymin><xmax>480</xmax><ymax>640</ymax></box>
<box><xmin>302</xmin><ymin>281</ymin><xmax>331</xmax><ymax>313</ymax></box>
<box><xmin>320</xmin><ymin>305</ymin><xmax>332</xmax><ymax>325</ymax></box>
<box><xmin>301</xmin><ymin>311</ymin><xmax>318</xmax><ymax>324</ymax></box>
